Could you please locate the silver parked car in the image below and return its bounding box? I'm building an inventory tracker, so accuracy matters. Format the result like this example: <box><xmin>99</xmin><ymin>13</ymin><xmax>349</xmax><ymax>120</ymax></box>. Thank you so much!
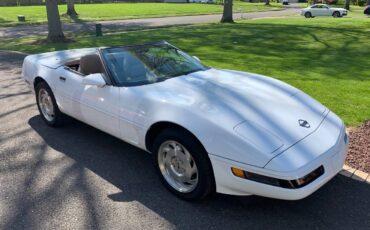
<box><xmin>301</xmin><ymin>4</ymin><xmax>347</xmax><ymax>18</ymax></box>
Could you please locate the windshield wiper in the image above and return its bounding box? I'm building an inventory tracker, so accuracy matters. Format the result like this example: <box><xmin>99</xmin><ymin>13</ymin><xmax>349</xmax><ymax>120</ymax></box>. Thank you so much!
<box><xmin>182</xmin><ymin>69</ymin><xmax>201</xmax><ymax>75</ymax></box>
<box><xmin>169</xmin><ymin>69</ymin><xmax>204</xmax><ymax>78</ymax></box>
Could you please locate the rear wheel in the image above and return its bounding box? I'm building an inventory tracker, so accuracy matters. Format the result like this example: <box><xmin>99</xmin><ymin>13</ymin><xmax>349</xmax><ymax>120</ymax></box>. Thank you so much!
<box><xmin>305</xmin><ymin>12</ymin><xmax>312</xmax><ymax>18</ymax></box>
<box><xmin>333</xmin><ymin>11</ymin><xmax>341</xmax><ymax>17</ymax></box>
<box><xmin>35</xmin><ymin>81</ymin><xmax>65</xmax><ymax>127</ymax></box>
<box><xmin>153</xmin><ymin>128</ymin><xmax>215</xmax><ymax>201</ymax></box>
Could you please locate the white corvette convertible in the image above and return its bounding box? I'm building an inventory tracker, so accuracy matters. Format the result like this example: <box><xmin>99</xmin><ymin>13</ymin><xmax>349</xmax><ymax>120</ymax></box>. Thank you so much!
<box><xmin>22</xmin><ymin>41</ymin><xmax>348</xmax><ymax>201</ymax></box>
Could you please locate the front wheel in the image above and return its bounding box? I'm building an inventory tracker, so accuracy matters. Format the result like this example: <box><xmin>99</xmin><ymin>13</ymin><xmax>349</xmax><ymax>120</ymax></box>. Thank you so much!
<box><xmin>333</xmin><ymin>11</ymin><xmax>341</xmax><ymax>17</ymax></box>
<box><xmin>35</xmin><ymin>81</ymin><xmax>65</xmax><ymax>127</ymax></box>
<box><xmin>304</xmin><ymin>12</ymin><xmax>312</xmax><ymax>18</ymax></box>
<box><xmin>153</xmin><ymin>128</ymin><xmax>215</xmax><ymax>201</ymax></box>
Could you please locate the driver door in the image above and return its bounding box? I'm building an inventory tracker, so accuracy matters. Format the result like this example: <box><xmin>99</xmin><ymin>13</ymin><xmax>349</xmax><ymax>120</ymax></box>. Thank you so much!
<box><xmin>316</xmin><ymin>5</ymin><xmax>326</xmax><ymax>16</ymax></box>
<box><xmin>322</xmin><ymin>6</ymin><xmax>331</xmax><ymax>16</ymax></box>
<box><xmin>310</xmin><ymin>5</ymin><xmax>319</xmax><ymax>16</ymax></box>
<box><xmin>56</xmin><ymin>67</ymin><xmax>121</xmax><ymax>138</ymax></box>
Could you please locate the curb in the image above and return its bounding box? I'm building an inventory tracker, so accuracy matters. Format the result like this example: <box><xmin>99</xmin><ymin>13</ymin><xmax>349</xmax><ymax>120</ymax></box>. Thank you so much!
<box><xmin>0</xmin><ymin>50</ymin><xmax>29</xmax><ymax>55</ymax></box>
<box><xmin>340</xmin><ymin>165</ymin><xmax>370</xmax><ymax>183</ymax></box>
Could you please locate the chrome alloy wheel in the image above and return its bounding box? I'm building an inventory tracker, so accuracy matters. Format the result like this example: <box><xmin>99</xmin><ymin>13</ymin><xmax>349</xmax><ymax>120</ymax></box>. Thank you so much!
<box><xmin>38</xmin><ymin>88</ymin><xmax>55</xmax><ymax>122</ymax></box>
<box><xmin>158</xmin><ymin>140</ymin><xmax>199</xmax><ymax>193</ymax></box>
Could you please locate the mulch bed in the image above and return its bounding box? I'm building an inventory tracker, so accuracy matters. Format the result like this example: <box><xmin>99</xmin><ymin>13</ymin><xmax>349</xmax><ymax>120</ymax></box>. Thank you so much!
<box><xmin>346</xmin><ymin>120</ymin><xmax>370</xmax><ymax>174</ymax></box>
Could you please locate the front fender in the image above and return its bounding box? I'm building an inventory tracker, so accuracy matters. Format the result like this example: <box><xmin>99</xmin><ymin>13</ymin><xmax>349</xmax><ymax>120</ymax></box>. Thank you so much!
<box><xmin>145</xmin><ymin>105</ymin><xmax>274</xmax><ymax>168</ymax></box>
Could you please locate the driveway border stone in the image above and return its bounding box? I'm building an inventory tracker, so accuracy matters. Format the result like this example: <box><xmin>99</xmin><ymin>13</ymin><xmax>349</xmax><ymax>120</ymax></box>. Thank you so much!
<box><xmin>340</xmin><ymin>165</ymin><xmax>370</xmax><ymax>183</ymax></box>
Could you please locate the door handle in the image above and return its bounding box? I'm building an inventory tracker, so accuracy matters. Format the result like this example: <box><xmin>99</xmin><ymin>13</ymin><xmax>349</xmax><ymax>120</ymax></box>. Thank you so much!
<box><xmin>59</xmin><ymin>76</ymin><xmax>66</xmax><ymax>82</ymax></box>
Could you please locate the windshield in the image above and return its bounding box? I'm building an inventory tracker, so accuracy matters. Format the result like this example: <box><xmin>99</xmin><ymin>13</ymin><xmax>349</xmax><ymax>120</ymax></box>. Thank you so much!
<box><xmin>101</xmin><ymin>43</ymin><xmax>209</xmax><ymax>86</ymax></box>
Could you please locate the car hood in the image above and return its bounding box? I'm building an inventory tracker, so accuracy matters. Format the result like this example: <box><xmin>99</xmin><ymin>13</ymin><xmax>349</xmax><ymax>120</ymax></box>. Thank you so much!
<box><xmin>151</xmin><ymin>68</ymin><xmax>328</xmax><ymax>161</ymax></box>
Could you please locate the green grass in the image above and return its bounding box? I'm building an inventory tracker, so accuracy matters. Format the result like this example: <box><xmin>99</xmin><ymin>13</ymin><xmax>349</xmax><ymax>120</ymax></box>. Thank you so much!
<box><xmin>1</xmin><ymin>17</ymin><xmax>369</xmax><ymax>126</ymax></box>
<box><xmin>0</xmin><ymin>2</ymin><xmax>282</xmax><ymax>27</ymax></box>
<box><xmin>346</xmin><ymin>9</ymin><xmax>368</xmax><ymax>17</ymax></box>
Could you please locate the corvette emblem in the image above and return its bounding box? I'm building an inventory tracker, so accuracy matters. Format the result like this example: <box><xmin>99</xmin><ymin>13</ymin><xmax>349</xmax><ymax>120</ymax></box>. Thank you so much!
<box><xmin>298</xmin><ymin>119</ymin><xmax>310</xmax><ymax>128</ymax></box>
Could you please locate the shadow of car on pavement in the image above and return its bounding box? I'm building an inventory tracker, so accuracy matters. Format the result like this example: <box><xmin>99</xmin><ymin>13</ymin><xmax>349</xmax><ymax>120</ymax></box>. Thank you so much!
<box><xmin>28</xmin><ymin>115</ymin><xmax>370</xmax><ymax>229</ymax></box>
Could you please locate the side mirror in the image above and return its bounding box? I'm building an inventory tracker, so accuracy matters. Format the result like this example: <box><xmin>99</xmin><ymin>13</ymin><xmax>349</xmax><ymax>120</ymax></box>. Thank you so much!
<box><xmin>82</xmin><ymin>73</ymin><xmax>106</xmax><ymax>87</ymax></box>
<box><xmin>193</xmin><ymin>56</ymin><xmax>201</xmax><ymax>62</ymax></box>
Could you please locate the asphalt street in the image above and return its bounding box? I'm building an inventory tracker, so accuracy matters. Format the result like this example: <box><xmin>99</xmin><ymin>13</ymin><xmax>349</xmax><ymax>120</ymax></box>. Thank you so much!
<box><xmin>0</xmin><ymin>51</ymin><xmax>369</xmax><ymax>229</ymax></box>
<box><xmin>0</xmin><ymin>8</ymin><xmax>300</xmax><ymax>39</ymax></box>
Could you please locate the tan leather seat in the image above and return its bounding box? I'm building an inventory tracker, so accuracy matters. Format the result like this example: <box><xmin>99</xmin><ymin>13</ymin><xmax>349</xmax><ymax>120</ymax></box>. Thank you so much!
<box><xmin>79</xmin><ymin>54</ymin><xmax>104</xmax><ymax>75</ymax></box>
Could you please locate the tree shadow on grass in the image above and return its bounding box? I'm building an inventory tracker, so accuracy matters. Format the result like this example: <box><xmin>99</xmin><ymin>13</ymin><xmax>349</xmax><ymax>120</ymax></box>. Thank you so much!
<box><xmin>175</xmin><ymin>23</ymin><xmax>370</xmax><ymax>81</ymax></box>
<box><xmin>13</xmin><ymin>20</ymin><xmax>370</xmax><ymax>83</ymax></box>
<box><xmin>55</xmin><ymin>22</ymin><xmax>368</xmax><ymax>81</ymax></box>
<box><xmin>28</xmin><ymin>115</ymin><xmax>370</xmax><ymax>229</ymax></box>
<box><xmin>0</xmin><ymin>17</ymin><xmax>14</xmax><ymax>27</ymax></box>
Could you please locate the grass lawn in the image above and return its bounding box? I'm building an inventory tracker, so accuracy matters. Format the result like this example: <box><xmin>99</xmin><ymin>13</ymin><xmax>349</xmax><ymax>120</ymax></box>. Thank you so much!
<box><xmin>0</xmin><ymin>2</ymin><xmax>282</xmax><ymax>27</ymax></box>
<box><xmin>346</xmin><ymin>9</ymin><xmax>368</xmax><ymax>17</ymax></box>
<box><xmin>0</xmin><ymin>17</ymin><xmax>369</xmax><ymax>126</ymax></box>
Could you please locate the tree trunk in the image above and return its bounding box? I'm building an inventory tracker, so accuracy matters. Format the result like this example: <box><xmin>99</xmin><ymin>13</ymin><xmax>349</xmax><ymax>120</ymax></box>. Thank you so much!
<box><xmin>345</xmin><ymin>0</ymin><xmax>350</xmax><ymax>10</ymax></box>
<box><xmin>265</xmin><ymin>0</ymin><xmax>270</xmax><ymax>5</ymax></box>
<box><xmin>221</xmin><ymin>0</ymin><xmax>233</xmax><ymax>23</ymax></box>
<box><xmin>367</xmin><ymin>0</ymin><xmax>370</xmax><ymax>5</ymax></box>
<box><xmin>66</xmin><ymin>0</ymin><xmax>78</xmax><ymax>16</ymax></box>
<box><xmin>46</xmin><ymin>0</ymin><xmax>65</xmax><ymax>42</ymax></box>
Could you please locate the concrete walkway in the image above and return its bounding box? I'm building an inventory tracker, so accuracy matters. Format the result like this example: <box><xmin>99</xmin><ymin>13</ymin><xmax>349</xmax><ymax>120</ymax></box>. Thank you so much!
<box><xmin>0</xmin><ymin>8</ymin><xmax>300</xmax><ymax>39</ymax></box>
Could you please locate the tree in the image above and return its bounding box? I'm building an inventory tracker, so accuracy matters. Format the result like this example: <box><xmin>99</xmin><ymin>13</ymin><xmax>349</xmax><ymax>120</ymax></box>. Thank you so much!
<box><xmin>367</xmin><ymin>0</ymin><xmax>370</xmax><ymax>5</ymax></box>
<box><xmin>345</xmin><ymin>0</ymin><xmax>350</xmax><ymax>10</ymax></box>
<box><xmin>265</xmin><ymin>0</ymin><xmax>270</xmax><ymax>5</ymax></box>
<box><xmin>46</xmin><ymin>0</ymin><xmax>65</xmax><ymax>42</ymax></box>
<box><xmin>66</xmin><ymin>0</ymin><xmax>78</xmax><ymax>16</ymax></box>
<box><xmin>221</xmin><ymin>0</ymin><xmax>233</xmax><ymax>23</ymax></box>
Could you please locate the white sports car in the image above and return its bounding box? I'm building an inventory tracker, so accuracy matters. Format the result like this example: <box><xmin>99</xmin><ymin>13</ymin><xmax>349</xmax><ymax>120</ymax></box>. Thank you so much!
<box><xmin>22</xmin><ymin>41</ymin><xmax>348</xmax><ymax>201</ymax></box>
<box><xmin>301</xmin><ymin>4</ymin><xmax>348</xmax><ymax>18</ymax></box>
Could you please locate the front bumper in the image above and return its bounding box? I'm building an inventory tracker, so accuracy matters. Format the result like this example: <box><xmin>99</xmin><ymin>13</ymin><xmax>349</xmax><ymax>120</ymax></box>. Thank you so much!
<box><xmin>209</xmin><ymin>112</ymin><xmax>348</xmax><ymax>200</ymax></box>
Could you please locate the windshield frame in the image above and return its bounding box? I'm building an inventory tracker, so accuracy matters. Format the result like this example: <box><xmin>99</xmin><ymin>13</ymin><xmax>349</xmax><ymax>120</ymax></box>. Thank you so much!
<box><xmin>98</xmin><ymin>41</ymin><xmax>210</xmax><ymax>87</ymax></box>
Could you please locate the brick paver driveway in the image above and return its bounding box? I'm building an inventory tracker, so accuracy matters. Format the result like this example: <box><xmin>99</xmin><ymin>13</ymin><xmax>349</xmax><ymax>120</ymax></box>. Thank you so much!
<box><xmin>0</xmin><ymin>51</ymin><xmax>369</xmax><ymax>229</ymax></box>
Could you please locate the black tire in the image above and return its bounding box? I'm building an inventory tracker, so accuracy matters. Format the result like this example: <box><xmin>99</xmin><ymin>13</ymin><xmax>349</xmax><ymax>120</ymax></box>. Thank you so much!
<box><xmin>35</xmin><ymin>81</ymin><xmax>66</xmax><ymax>127</ymax></box>
<box><xmin>152</xmin><ymin>127</ymin><xmax>215</xmax><ymax>201</ymax></box>
<box><xmin>305</xmin><ymin>12</ymin><xmax>312</xmax><ymax>18</ymax></box>
<box><xmin>333</xmin><ymin>11</ymin><xmax>340</xmax><ymax>17</ymax></box>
